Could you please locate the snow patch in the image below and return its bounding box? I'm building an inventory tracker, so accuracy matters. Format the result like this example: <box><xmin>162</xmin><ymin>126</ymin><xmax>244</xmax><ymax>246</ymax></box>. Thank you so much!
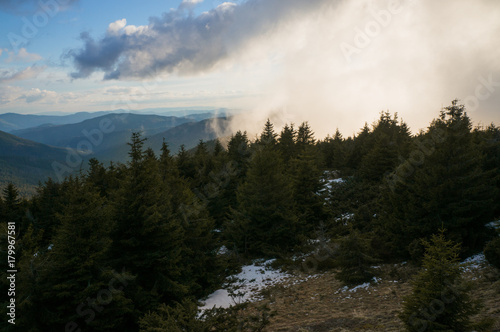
<box><xmin>485</xmin><ymin>220</ymin><xmax>500</xmax><ymax>230</ymax></box>
<box><xmin>199</xmin><ymin>259</ymin><xmax>290</xmax><ymax>310</ymax></box>
<box><xmin>460</xmin><ymin>253</ymin><xmax>487</xmax><ymax>272</ymax></box>
<box><xmin>335</xmin><ymin>277</ymin><xmax>380</xmax><ymax>294</ymax></box>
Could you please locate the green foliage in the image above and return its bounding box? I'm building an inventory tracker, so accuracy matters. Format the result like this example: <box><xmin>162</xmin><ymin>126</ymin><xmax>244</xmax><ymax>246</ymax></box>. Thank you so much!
<box><xmin>334</xmin><ymin>229</ymin><xmax>378</xmax><ymax>285</ymax></box>
<box><xmin>277</xmin><ymin>123</ymin><xmax>297</xmax><ymax>165</ymax></box>
<box><xmin>1</xmin><ymin>112</ymin><xmax>499</xmax><ymax>330</ymax></box>
<box><xmin>399</xmin><ymin>229</ymin><xmax>493</xmax><ymax>331</ymax></box>
<box><xmin>229</xmin><ymin>146</ymin><xmax>297</xmax><ymax>256</ymax></box>
<box><xmin>17</xmin><ymin>180</ymin><xmax>134</xmax><ymax>331</ymax></box>
<box><xmin>382</xmin><ymin>101</ymin><xmax>496</xmax><ymax>258</ymax></box>
<box><xmin>139</xmin><ymin>300</ymin><xmax>274</xmax><ymax>332</ymax></box>
<box><xmin>257</xmin><ymin>119</ymin><xmax>278</xmax><ymax>146</ymax></box>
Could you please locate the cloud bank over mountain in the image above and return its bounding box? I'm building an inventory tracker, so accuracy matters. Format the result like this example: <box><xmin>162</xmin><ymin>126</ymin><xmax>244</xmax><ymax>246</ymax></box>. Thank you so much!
<box><xmin>66</xmin><ymin>0</ymin><xmax>500</xmax><ymax>136</ymax></box>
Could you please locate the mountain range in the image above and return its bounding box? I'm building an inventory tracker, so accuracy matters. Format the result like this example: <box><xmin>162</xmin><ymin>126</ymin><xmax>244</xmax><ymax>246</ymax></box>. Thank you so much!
<box><xmin>0</xmin><ymin>111</ymin><xmax>234</xmax><ymax>195</ymax></box>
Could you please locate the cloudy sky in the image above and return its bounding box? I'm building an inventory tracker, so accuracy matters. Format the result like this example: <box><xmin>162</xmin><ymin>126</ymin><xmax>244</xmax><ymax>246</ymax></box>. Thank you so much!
<box><xmin>0</xmin><ymin>0</ymin><xmax>499</xmax><ymax>137</ymax></box>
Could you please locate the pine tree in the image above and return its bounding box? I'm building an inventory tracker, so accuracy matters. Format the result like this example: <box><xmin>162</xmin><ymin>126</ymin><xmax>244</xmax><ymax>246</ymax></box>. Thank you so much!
<box><xmin>473</xmin><ymin>124</ymin><xmax>500</xmax><ymax>216</ymax></box>
<box><xmin>346</xmin><ymin>123</ymin><xmax>371</xmax><ymax>170</ymax></box>
<box><xmin>296</xmin><ymin>122</ymin><xmax>315</xmax><ymax>151</ymax></box>
<box><xmin>320</xmin><ymin>128</ymin><xmax>346</xmax><ymax>170</ymax></box>
<box><xmin>399</xmin><ymin>229</ymin><xmax>493</xmax><ymax>331</ymax></box>
<box><xmin>160</xmin><ymin>139</ymin><xmax>222</xmax><ymax>299</ymax></box>
<box><xmin>383</xmin><ymin>101</ymin><xmax>495</xmax><ymax>257</ymax></box>
<box><xmin>277</xmin><ymin>123</ymin><xmax>297</xmax><ymax>165</ymax></box>
<box><xmin>109</xmin><ymin>133</ymin><xmax>187</xmax><ymax>314</ymax></box>
<box><xmin>359</xmin><ymin>112</ymin><xmax>410</xmax><ymax>181</ymax></box>
<box><xmin>229</xmin><ymin>146</ymin><xmax>297</xmax><ymax>256</ymax></box>
<box><xmin>258</xmin><ymin>119</ymin><xmax>278</xmax><ymax>146</ymax></box>
<box><xmin>17</xmin><ymin>180</ymin><xmax>134</xmax><ymax>331</ymax></box>
<box><xmin>289</xmin><ymin>146</ymin><xmax>325</xmax><ymax>239</ymax></box>
<box><xmin>176</xmin><ymin>144</ymin><xmax>196</xmax><ymax>180</ymax></box>
<box><xmin>85</xmin><ymin>158</ymin><xmax>113</xmax><ymax>197</ymax></box>
<box><xmin>334</xmin><ymin>228</ymin><xmax>377</xmax><ymax>285</ymax></box>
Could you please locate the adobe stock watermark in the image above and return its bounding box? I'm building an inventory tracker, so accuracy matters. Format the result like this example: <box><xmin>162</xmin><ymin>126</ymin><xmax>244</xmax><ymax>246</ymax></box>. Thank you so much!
<box><xmin>7</xmin><ymin>0</ymin><xmax>73</xmax><ymax>53</ymax></box>
<box><xmin>463</xmin><ymin>74</ymin><xmax>500</xmax><ymax>112</ymax></box>
<box><xmin>339</xmin><ymin>0</ymin><xmax>416</xmax><ymax>64</ymax></box>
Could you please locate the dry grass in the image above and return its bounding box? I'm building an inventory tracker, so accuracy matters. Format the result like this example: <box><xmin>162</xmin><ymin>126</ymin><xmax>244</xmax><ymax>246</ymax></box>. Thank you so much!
<box><xmin>246</xmin><ymin>264</ymin><xmax>500</xmax><ymax>332</ymax></box>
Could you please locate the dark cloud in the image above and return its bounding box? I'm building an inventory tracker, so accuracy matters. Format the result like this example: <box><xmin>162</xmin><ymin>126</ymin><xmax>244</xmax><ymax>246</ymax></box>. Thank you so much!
<box><xmin>0</xmin><ymin>0</ymin><xmax>78</xmax><ymax>14</ymax></box>
<box><xmin>66</xmin><ymin>0</ymin><xmax>331</xmax><ymax>80</ymax></box>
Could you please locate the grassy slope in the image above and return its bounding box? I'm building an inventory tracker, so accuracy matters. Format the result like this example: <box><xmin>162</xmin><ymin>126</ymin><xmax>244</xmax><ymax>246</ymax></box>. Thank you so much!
<box><xmin>247</xmin><ymin>264</ymin><xmax>500</xmax><ymax>331</ymax></box>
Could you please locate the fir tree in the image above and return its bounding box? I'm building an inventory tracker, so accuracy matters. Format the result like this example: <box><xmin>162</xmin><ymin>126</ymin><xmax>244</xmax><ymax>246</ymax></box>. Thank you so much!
<box><xmin>110</xmin><ymin>133</ymin><xmax>187</xmax><ymax>314</ymax></box>
<box><xmin>289</xmin><ymin>147</ymin><xmax>325</xmax><ymax>239</ymax></box>
<box><xmin>176</xmin><ymin>144</ymin><xmax>196</xmax><ymax>180</ymax></box>
<box><xmin>17</xmin><ymin>180</ymin><xmax>134</xmax><ymax>331</ymax></box>
<box><xmin>399</xmin><ymin>229</ymin><xmax>493</xmax><ymax>331</ymax></box>
<box><xmin>296</xmin><ymin>121</ymin><xmax>315</xmax><ymax>150</ymax></box>
<box><xmin>334</xmin><ymin>228</ymin><xmax>377</xmax><ymax>286</ymax></box>
<box><xmin>383</xmin><ymin>101</ymin><xmax>495</xmax><ymax>257</ymax></box>
<box><xmin>230</xmin><ymin>146</ymin><xmax>297</xmax><ymax>256</ymax></box>
<box><xmin>258</xmin><ymin>119</ymin><xmax>278</xmax><ymax>146</ymax></box>
<box><xmin>277</xmin><ymin>123</ymin><xmax>297</xmax><ymax>165</ymax></box>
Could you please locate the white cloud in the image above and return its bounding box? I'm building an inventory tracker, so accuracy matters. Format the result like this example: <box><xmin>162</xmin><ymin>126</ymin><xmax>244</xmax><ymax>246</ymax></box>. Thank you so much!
<box><xmin>0</xmin><ymin>64</ymin><xmax>46</xmax><ymax>83</ymax></box>
<box><xmin>17</xmin><ymin>88</ymin><xmax>58</xmax><ymax>103</ymax></box>
<box><xmin>107</xmin><ymin>18</ymin><xmax>127</xmax><ymax>34</ymax></box>
<box><xmin>5</xmin><ymin>48</ymin><xmax>42</xmax><ymax>63</ymax></box>
<box><xmin>228</xmin><ymin>0</ymin><xmax>500</xmax><ymax>137</ymax></box>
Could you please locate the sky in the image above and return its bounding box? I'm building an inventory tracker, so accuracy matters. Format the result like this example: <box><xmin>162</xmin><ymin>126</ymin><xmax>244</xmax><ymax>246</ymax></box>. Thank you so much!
<box><xmin>0</xmin><ymin>0</ymin><xmax>499</xmax><ymax>137</ymax></box>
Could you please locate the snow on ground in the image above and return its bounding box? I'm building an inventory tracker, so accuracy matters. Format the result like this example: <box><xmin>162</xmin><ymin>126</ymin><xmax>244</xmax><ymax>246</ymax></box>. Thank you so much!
<box><xmin>486</xmin><ymin>219</ymin><xmax>500</xmax><ymax>230</ymax></box>
<box><xmin>460</xmin><ymin>253</ymin><xmax>487</xmax><ymax>272</ymax></box>
<box><xmin>321</xmin><ymin>178</ymin><xmax>344</xmax><ymax>192</ymax></box>
<box><xmin>200</xmin><ymin>259</ymin><xmax>291</xmax><ymax>310</ymax></box>
<box><xmin>335</xmin><ymin>277</ymin><xmax>381</xmax><ymax>295</ymax></box>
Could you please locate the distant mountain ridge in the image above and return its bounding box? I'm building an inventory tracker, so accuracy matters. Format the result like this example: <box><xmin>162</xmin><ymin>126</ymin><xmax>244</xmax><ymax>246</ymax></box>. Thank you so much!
<box><xmin>11</xmin><ymin>113</ymin><xmax>201</xmax><ymax>148</ymax></box>
<box><xmin>0</xmin><ymin>112</ymin><xmax>234</xmax><ymax>194</ymax></box>
<box><xmin>0</xmin><ymin>111</ymin><xmax>113</xmax><ymax>132</ymax></box>
<box><xmin>0</xmin><ymin>108</ymin><xmax>236</xmax><ymax>133</ymax></box>
<box><xmin>0</xmin><ymin>130</ymin><xmax>74</xmax><ymax>196</ymax></box>
<box><xmin>93</xmin><ymin>117</ymin><xmax>233</xmax><ymax>163</ymax></box>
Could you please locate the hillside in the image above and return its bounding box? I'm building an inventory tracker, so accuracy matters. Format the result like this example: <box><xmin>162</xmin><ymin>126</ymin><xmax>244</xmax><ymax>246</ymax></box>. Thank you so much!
<box><xmin>0</xmin><ymin>131</ymin><xmax>73</xmax><ymax>196</ymax></box>
<box><xmin>0</xmin><ymin>111</ymin><xmax>113</xmax><ymax>132</ymax></box>
<box><xmin>251</xmin><ymin>260</ymin><xmax>500</xmax><ymax>331</ymax></box>
<box><xmin>11</xmin><ymin>113</ymin><xmax>200</xmax><ymax>149</ymax></box>
<box><xmin>94</xmin><ymin>116</ymin><xmax>232</xmax><ymax>163</ymax></box>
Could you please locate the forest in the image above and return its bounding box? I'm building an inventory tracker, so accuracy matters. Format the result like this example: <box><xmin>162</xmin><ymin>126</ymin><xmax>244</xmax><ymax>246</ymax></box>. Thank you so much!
<box><xmin>1</xmin><ymin>100</ymin><xmax>500</xmax><ymax>331</ymax></box>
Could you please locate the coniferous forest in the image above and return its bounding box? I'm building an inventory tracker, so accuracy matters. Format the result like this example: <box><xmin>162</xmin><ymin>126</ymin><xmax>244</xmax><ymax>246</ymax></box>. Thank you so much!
<box><xmin>1</xmin><ymin>101</ymin><xmax>500</xmax><ymax>331</ymax></box>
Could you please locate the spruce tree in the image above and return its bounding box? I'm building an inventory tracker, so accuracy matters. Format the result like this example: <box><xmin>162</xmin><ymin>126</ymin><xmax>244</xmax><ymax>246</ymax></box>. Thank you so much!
<box><xmin>109</xmin><ymin>133</ymin><xmax>187</xmax><ymax>313</ymax></box>
<box><xmin>296</xmin><ymin>122</ymin><xmax>316</xmax><ymax>150</ymax></box>
<box><xmin>258</xmin><ymin>119</ymin><xmax>278</xmax><ymax>146</ymax></box>
<box><xmin>383</xmin><ymin>101</ymin><xmax>495</xmax><ymax>257</ymax></box>
<box><xmin>229</xmin><ymin>146</ymin><xmax>297</xmax><ymax>256</ymax></box>
<box><xmin>289</xmin><ymin>134</ymin><xmax>325</xmax><ymax>239</ymax></box>
<box><xmin>176</xmin><ymin>144</ymin><xmax>196</xmax><ymax>180</ymax></box>
<box><xmin>277</xmin><ymin>123</ymin><xmax>297</xmax><ymax>165</ymax></box>
<box><xmin>399</xmin><ymin>229</ymin><xmax>493</xmax><ymax>331</ymax></box>
<box><xmin>17</xmin><ymin>180</ymin><xmax>134</xmax><ymax>331</ymax></box>
<box><xmin>334</xmin><ymin>228</ymin><xmax>377</xmax><ymax>286</ymax></box>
